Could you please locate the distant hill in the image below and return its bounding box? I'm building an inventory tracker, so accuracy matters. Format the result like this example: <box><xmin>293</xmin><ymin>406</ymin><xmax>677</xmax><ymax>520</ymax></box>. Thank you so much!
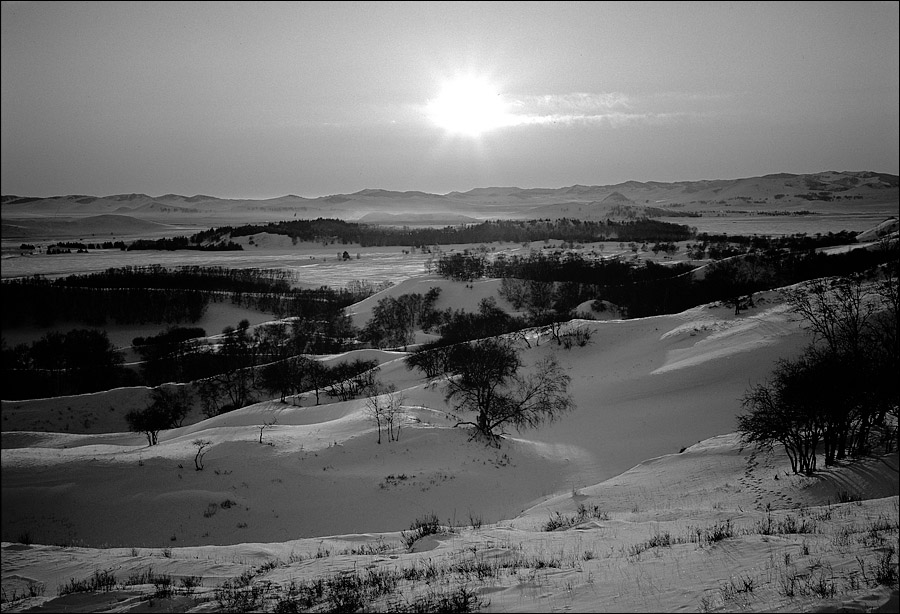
<box><xmin>2</xmin><ymin>171</ymin><xmax>896</xmax><ymax>228</ymax></box>
<box><xmin>0</xmin><ymin>214</ymin><xmax>176</xmax><ymax>240</ymax></box>
<box><xmin>356</xmin><ymin>211</ymin><xmax>480</xmax><ymax>225</ymax></box>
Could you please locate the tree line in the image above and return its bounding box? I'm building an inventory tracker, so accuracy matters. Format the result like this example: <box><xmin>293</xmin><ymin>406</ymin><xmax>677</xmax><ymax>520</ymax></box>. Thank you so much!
<box><xmin>1</xmin><ymin>265</ymin><xmax>367</xmax><ymax>328</ymax></box>
<box><xmin>126</xmin><ymin>236</ymin><xmax>243</xmax><ymax>251</ymax></box>
<box><xmin>189</xmin><ymin>217</ymin><xmax>696</xmax><ymax>248</ymax></box>
<box><xmin>431</xmin><ymin>238</ymin><xmax>898</xmax><ymax>319</ymax></box>
<box><xmin>738</xmin><ymin>261</ymin><xmax>898</xmax><ymax>474</ymax></box>
<box><xmin>1</xmin><ymin>329</ymin><xmax>138</xmax><ymax>398</ymax></box>
<box><xmin>123</xmin><ymin>319</ymin><xmax>384</xmax><ymax>445</ymax></box>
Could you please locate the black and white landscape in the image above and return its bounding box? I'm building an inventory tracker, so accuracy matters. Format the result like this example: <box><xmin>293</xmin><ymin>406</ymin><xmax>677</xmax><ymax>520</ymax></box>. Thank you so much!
<box><xmin>1</xmin><ymin>2</ymin><xmax>898</xmax><ymax>613</ymax></box>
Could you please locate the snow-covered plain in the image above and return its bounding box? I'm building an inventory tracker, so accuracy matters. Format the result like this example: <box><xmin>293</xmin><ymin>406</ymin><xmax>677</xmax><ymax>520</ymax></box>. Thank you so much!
<box><xmin>1</xmin><ymin>214</ymin><xmax>898</xmax><ymax>612</ymax></box>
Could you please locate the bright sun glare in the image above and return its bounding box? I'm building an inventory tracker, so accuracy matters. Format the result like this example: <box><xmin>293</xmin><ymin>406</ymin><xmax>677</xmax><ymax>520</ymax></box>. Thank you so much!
<box><xmin>427</xmin><ymin>76</ymin><xmax>511</xmax><ymax>137</ymax></box>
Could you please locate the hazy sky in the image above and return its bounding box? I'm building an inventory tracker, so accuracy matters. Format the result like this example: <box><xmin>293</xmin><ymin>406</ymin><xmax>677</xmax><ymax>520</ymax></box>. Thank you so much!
<box><xmin>2</xmin><ymin>1</ymin><xmax>898</xmax><ymax>199</ymax></box>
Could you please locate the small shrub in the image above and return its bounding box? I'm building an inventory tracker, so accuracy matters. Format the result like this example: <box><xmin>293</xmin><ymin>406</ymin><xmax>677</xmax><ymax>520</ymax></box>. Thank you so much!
<box><xmin>804</xmin><ymin>568</ymin><xmax>836</xmax><ymax>599</ymax></box>
<box><xmin>543</xmin><ymin>504</ymin><xmax>609</xmax><ymax>531</ymax></box>
<box><xmin>695</xmin><ymin>519</ymin><xmax>734</xmax><ymax>545</ymax></box>
<box><xmin>214</xmin><ymin>580</ymin><xmax>271</xmax><ymax>612</ymax></box>
<box><xmin>152</xmin><ymin>574</ymin><xmax>174</xmax><ymax>598</ymax></box>
<box><xmin>1</xmin><ymin>582</ymin><xmax>46</xmax><ymax>604</ymax></box>
<box><xmin>57</xmin><ymin>569</ymin><xmax>117</xmax><ymax>596</ymax></box>
<box><xmin>778</xmin><ymin>566</ymin><xmax>799</xmax><ymax>598</ymax></box>
<box><xmin>543</xmin><ymin>512</ymin><xmax>575</xmax><ymax>532</ymax></box>
<box><xmin>647</xmin><ymin>530</ymin><xmax>672</xmax><ymax>548</ymax></box>
<box><xmin>257</xmin><ymin>559</ymin><xmax>280</xmax><ymax>574</ymax></box>
<box><xmin>325</xmin><ymin>574</ymin><xmax>366</xmax><ymax>613</ymax></box>
<box><xmin>874</xmin><ymin>545</ymin><xmax>898</xmax><ymax>586</ymax></box>
<box><xmin>561</xmin><ymin>327</ymin><xmax>594</xmax><ymax>349</ymax></box>
<box><xmin>468</xmin><ymin>511</ymin><xmax>483</xmax><ymax>530</ymax></box>
<box><xmin>341</xmin><ymin>540</ymin><xmax>393</xmax><ymax>556</ymax></box>
<box><xmin>576</xmin><ymin>502</ymin><xmax>609</xmax><ymax>521</ymax></box>
<box><xmin>124</xmin><ymin>567</ymin><xmax>155</xmax><ymax>586</ymax></box>
<box><xmin>778</xmin><ymin>514</ymin><xmax>817</xmax><ymax>535</ymax></box>
<box><xmin>180</xmin><ymin>576</ymin><xmax>202</xmax><ymax>595</ymax></box>
<box><xmin>401</xmin><ymin>513</ymin><xmax>442</xmax><ymax>549</ymax></box>
<box><xmin>403</xmin><ymin>583</ymin><xmax>486</xmax><ymax>613</ymax></box>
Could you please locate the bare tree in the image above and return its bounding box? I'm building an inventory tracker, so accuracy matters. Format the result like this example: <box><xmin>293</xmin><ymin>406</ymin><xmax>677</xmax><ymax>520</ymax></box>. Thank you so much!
<box><xmin>192</xmin><ymin>439</ymin><xmax>212</xmax><ymax>471</ymax></box>
<box><xmin>782</xmin><ymin>273</ymin><xmax>896</xmax><ymax>459</ymax></box>
<box><xmin>782</xmin><ymin>275</ymin><xmax>879</xmax><ymax>358</ymax></box>
<box><xmin>257</xmin><ymin>418</ymin><xmax>277</xmax><ymax>444</ymax></box>
<box><xmin>740</xmin><ymin>268</ymin><xmax>900</xmax><ymax>472</ymax></box>
<box><xmin>443</xmin><ymin>338</ymin><xmax>574</xmax><ymax>443</ymax></box>
<box><xmin>304</xmin><ymin>359</ymin><xmax>330</xmax><ymax>405</ymax></box>
<box><xmin>364</xmin><ymin>384</ymin><xmax>405</xmax><ymax>444</ymax></box>
<box><xmin>404</xmin><ymin>344</ymin><xmax>454</xmax><ymax>378</ymax></box>
<box><xmin>326</xmin><ymin>359</ymin><xmax>380</xmax><ymax>401</ymax></box>
<box><xmin>125</xmin><ymin>386</ymin><xmax>193</xmax><ymax>446</ymax></box>
<box><xmin>737</xmin><ymin>351</ymin><xmax>828</xmax><ymax>475</ymax></box>
<box><xmin>198</xmin><ymin>378</ymin><xmax>225</xmax><ymax>419</ymax></box>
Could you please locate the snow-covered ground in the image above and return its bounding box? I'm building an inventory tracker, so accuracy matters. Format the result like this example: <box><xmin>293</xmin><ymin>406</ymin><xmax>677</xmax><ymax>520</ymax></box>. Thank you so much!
<box><xmin>2</xmin><ymin>276</ymin><xmax>897</xmax><ymax>612</ymax></box>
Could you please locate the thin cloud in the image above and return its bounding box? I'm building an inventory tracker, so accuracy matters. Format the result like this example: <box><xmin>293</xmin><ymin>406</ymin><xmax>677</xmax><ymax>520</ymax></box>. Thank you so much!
<box><xmin>505</xmin><ymin>111</ymin><xmax>695</xmax><ymax>128</ymax></box>
<box><xmin>501</xmin><ymin>92</ymin><xmax>700</xmax><ymax>128</ymax></box>
<box><xmin>514</xmin><ymin>92</ymin><xmax>633</xmax><ymax>112</ymax></box>
<box><xmin>408</xmin><ymin>90</ymin><xmax>706</xmax><ymax>132</ymax></box>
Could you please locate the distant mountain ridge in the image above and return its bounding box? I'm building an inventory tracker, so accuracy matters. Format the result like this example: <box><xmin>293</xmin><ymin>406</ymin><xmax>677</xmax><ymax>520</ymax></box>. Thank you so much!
<box><xmin>2</xmin><ymin>170</ymin><xmax>897</xmax><ymax>227</ymax></box>
<box><xmin>0</xmin><ymin>213</ymin><xmax>173</xmax><ymax>240</ymax></box>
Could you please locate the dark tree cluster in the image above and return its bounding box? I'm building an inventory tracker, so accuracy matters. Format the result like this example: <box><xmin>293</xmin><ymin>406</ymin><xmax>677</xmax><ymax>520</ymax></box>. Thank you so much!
<box><xmin>198</xmin><ymin>329</ymin><xmax>379</xmax><ymax>415</ymax></box>
<box><xmin>405</xmin><ymin>337</ymin><xmax>574</xmax><ymax>442</ymax></box>
<box><xmin>47</xmin><ymin>265</ymin><xmax>293</xmax><ymax>293</ymax></box>
<box><xmin>3</xmin><ymin>295</ymin><xmax>357</xmax><ymax>398</ymax></box>
<box><xmin>1</xmin><ymin>280</ymin><xmax>210</xmax><ymax>327</ymax></box>
<box><xmin>1</xmin><ymin>265</ymin><xmax>366</xmax><ymax>328</ymax></box>
<box><xmin>738</xmin><ymin>262</ymin><xmax>899</xmax><ymax>474</ymax></box>
<box><xmin>694</xmin><ymin>230</ymin><xmax>858</xmax><ymax>253</ymax></box>
<box><xmin>324</xmin><ymin>359</ymin><xmax>380</xmax><ymax>402</ymax></box>
<box><xmin>84</xmin><ymin>240</ymin><xmax>127</xmax><ymax>250</ymax></box>
<box><xmin>133</xmin><ymin>327</ymin><xmax>208</xmax><ymax>348</ymax></box>
<box><xmin>1</xmin><ymin>329</ymin><xmax>137</xmax><ymax>399</ymax></box>
<box><xmin>435</xmin><ymin>250</ymin><xmax>696</xmax><ymax>318</ymax></box>
<box><xmin>231</xmin><ymin>287</ymin><xmax>360</xmax><ymax>321</ymax></box>
<box><xmin>434</xmin><ymin>251</ymin><xmax>488</xmax><ymax>281</ymax></box>
<box><xmin>125</xmin><ymin>387</ymin><xmax>193</xmax><ymax>446</ymax></box>
<box><xmin>191</xmin><ymin>217</ymin><xmax>696</xmax><ymax>248</ymax></box>
<box><xmin>433</xmin><ymin>234</ymin><xmax>898</xmax><ymax>320</ymax></box>
<box><xmin>126</xmin><ymin>236</ymin><xmax>243</xmax><ymax>251</ymax></box>
<box><xmin>133</xmin><ymin>326</ymin><xmax>213</xmax><ymax>386</ymax></box>
<box><xmin>360</xmin><ymin>288</ymin><xmax>442</xmax><ymax>348</ymax></box>
<box><xmin>436</xmin><ymin>297</ymin><xmax>529</xmax><ymax>345</ymax></box>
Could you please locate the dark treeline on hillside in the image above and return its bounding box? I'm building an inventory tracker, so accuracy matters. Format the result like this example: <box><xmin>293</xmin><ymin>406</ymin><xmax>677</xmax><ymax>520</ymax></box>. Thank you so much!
<box><xmin>1</xmin><ymin>265</ymin><xmax>367</xmax><ymax>328</ymax></box>
<box><xmin>50</xmin><ymin>265</ymin><xmax>294</xmax><ymax>293</ymax></box>
<box><xmin>190</xmin><ymin>217</ymin><xmax>696</xmax><ymax>247</ymax></box>
<box><xmin>126</xmin><ymin>237</ymin><xmax>244</xmax><ymax>251</ymax></box>
<box><xmin>433</xmin><ymin>241</ymin><xmax>898</xmax><ymax>320</ymax></box>
<box><xmin>0</xmin><ymin>329</ymin><xmax>139</xmax><ymax>399</ymax></box>
<box><xmin>738</xmin><ymin>269</ymin><xmax>898</xmax><ymax>475</ymax></box>
<box><xmin>695</xmin><ymin>230</ymin><xmax>858</xmax><ymax>250</ymax></box>
<box><xmin>2</xmin><ymin>281</ymin><xmax>209</xmax><ymax>327</ymax></box>
<box><xmin>0</xmin><ymin>316</ymin><xmax>363</xmax><ymax>402</ymax></box>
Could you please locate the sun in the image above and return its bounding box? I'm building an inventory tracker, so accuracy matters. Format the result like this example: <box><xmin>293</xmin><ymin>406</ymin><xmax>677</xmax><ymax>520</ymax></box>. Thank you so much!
<box><xmin>426</xmin><ymin>76</ymin><xmax>511</xmax><ymax>137</ymax></box>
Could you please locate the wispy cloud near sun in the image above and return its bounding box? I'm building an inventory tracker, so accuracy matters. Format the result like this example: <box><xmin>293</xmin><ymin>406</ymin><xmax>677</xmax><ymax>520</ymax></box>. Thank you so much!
<box><xmin>500</xmin><ymin>91</ymin><xmax>698</xmax><ymax>128</ymax></box>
